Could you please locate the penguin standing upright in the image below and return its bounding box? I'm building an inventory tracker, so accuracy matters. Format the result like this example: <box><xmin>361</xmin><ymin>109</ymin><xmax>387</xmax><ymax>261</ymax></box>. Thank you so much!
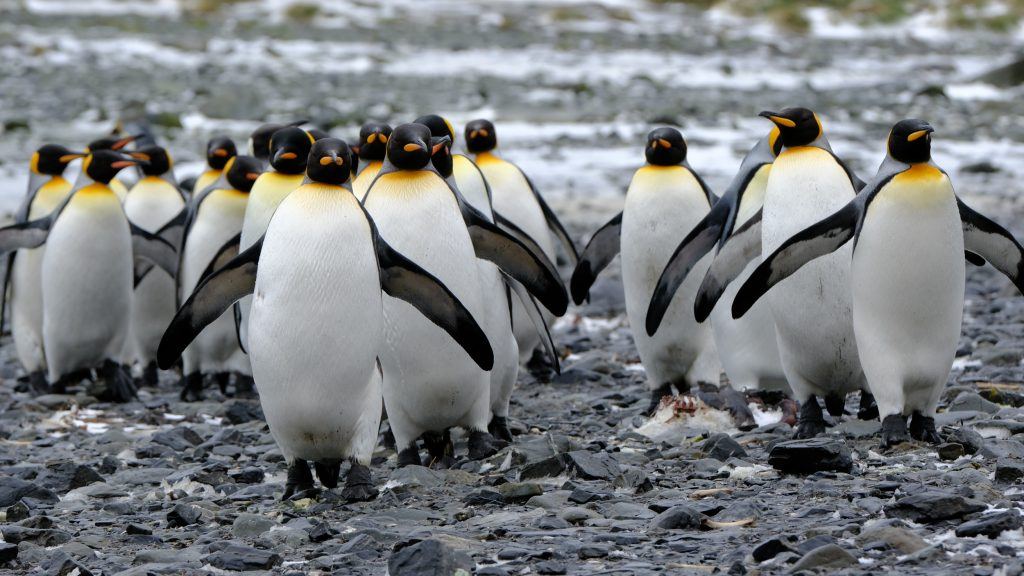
<box><xmin>85</xmin><ymin>134</ymin><xmax>139</xmax><ymax>202</ymax></box>
<box><xmin>0</xmin><ymin>150</ymin><xmax>178</xmax><ymax>401</ymax></box>
<box><xmin>237</xmin><ymin>127</ymin><xmax>314</xmax><ymax>351</ymax></box>
<box><xmin>646</xmin><ymin>128</ymin><xmax>788</xmax><ymax>394</ymax></box>
<box><xmin>194</xmin><ymin>136</ymin><xmax>237</xmax><ymax>195</ymax></box>
<box><xmin>465</xmin><ymin>119</ymin><xmax>577</xmax><ymax>364</ymax></box>
<box><xmin>4</xmin><ymin>145</ymin><xmax>81</xmax><ymax>390</ymax></box>
<box><xmin>248</xmin><ymin>120</ymin><xmax>306</xmax><ymax>166</ymax></box>
<box><xmin>351</xmin><ymin>122</ymin><xmax>392</xmax><ymax>201</ymax></box>
<box><xmin>570</xmin><ymin>128</ymin><xmax>720</xmax><ymax>415</ymax></box>
<box><xmin>363</xmin><ymin>124</ymin><xmax>567</xmax><ymax>466</ymax></box>
<box><xmin>157</xmin><ymin>138</ymin><xmax>492</xmax><ymax>499</ymax></box>
<box><xmin>123</xmin><ymin>146</ymin><xmax>187</xmax><ymax>386</ymax></box>
<box><xmin>177</xmin><ymin>155</ymin><xmax>263</xmax><ymax>401</ymax></box>
<box><xmin>732</xmin><ymin>119</ymin><xmax>1024</xmax><ymax>447</ymax></box>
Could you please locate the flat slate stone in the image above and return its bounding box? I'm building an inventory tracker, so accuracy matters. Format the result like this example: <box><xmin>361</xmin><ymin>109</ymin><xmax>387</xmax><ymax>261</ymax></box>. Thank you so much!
<box><xmin>767</xmin><ymin>438</ymin><xmax>853</xmax><ymax>474</ymax></box>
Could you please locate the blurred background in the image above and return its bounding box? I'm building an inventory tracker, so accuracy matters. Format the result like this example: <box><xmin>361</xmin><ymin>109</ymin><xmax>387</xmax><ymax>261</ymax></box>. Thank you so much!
<box><xmin>1</xmin><ymin>0</ymin><xmax>1023</xmax><ymax>217</ymax></box>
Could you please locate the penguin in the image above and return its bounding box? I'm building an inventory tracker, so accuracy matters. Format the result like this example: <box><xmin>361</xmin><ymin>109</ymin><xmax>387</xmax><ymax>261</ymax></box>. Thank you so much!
<box><xmin>418</xmin><ymin>114</ymin><xmax>557</xmax><ymax>442</ymax></box>
<box><xmin>351</xmin><ymin>122</ymin><xmax>393</xmax><ymax>201</ymax></box>
<box><xmin>731</xmin><ymin>119</ymin><xmax>1024</xmax><ymax>447</ymax></box>
<box><xmin>236</xmin><ymin>127</ymin><xmax>314</xmax><ymax>353</ymax></box>
<box><xmin>3</xmin><ymin>145</ymin><xmax>81</xmax><ymax>391</ymax></box>
<box><xmin>123</xmin><ymin>146</ymin><xmax>188</xmax><ymax>387</ymax></box>
<box><xmin>0</xmin><ymin>150</ymin><xmax>178</xmax><ymax>401</ymax></box>
<box><xmin>177</xmin><ymin>155</ymin><xmax>263</xmax><ymax>401</ymax></box>
<box><xmin>644</xmin><ymin>128</ymin><xmax>788</xmax><ymax>395</ymax></box>
<box><xmin>85</xmin><ymin>134</ymin><xmax>140</xmax><ymax>202</ymax></box>
<box><xmin>194</xmin><ymin>136</ymin><xmax>237</xmax><ymax>195</ymax></box>
<box><xmin>157</xmin><ymin>138</ymin><xmax>492</xmax><ymax>499</ymax></box>
<box><xmin>570</xmin><ymin>127</ymin><xmax>720</xmax><ymax>415</ymax></box>
<box><xmin>689</xmin><ymin>108</ymin><xmax>871</xmax><ymax>438</ymax></box>
<box><xmin>247</xmin><ymin>120</ymin><xmax>306</xmax><ymax>165</ymax></box>
<box><xmin>465</xmin><ymin>119</ymin><xmax>578</xmax><ymax>364</ymax></box>
<box><xmin>363</xmin><ymin>123</ymin><xmax>567</xmax><ymax>467</ymax></box>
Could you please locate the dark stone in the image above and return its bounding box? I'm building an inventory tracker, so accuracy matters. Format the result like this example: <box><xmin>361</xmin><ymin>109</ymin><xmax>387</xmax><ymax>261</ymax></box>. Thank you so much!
<box><xmin>125</xmin><ymin>524</ymin><xmax>152</xmax><ymax>535</ymax></box>
<box><xmin>0</xmin><ymin>476</ymin><xmax>59</xmax><ymax>507</ymax></box>
<box><xmin>41</xmin><ymin>550</ymin><xmax>93</xmax><ymax>576</ymax></box>
<box><xmin>519</xmin><ymin>456</ymin><xmax>566</xmax><ymax>479</ymax></box>
<box><xmin>564</xmin><ymin>451</ymin><xmax>621</xmax><ymax>480</ymax></box>
<box><xmin>135</xmin><ymin>444</ymin><xmax>173</xmax><ymax>459</ymax></box>
<box><xmin>534</xmin><ymin>515</ymin><xmax>570</xmax><ymax>530</ymax></box>
<box><xmin>947</xmin><ymin>427</ymin><xmax>984</xmax><ymax>455</ymax></box>
<box><xmin>497</xmin><ymin>482</ymin><xmax>543</xmax><ymax>503</ymax></box>
<box><xmin>41</xmin><ymin>462</ymin><xmax>104</xmax><ymax>492</ymax></box>
<box><xmin>956</xmin><ymin>510</ymin><xmax>1024</xmax><ymax>538</ymax></box>
<box><xmin>790</xmin><ymin>544</ymin><xmax>856</xmax><ymax>572</ymax></box>
<box><xmin>388</xmin><ymin>539</ymin><xmax>473</xmax><ymax>576</ymax></box>
<box><xmin>885</xmin><ymin>491</ymin><xmax>986</xmax><ymax>523</ymax></box>
<box><xmin>535</xmin><ymin>560</ymin><xmax>568</xmax><ymax>575</ymax></box>
<box><xmin>308</xmin><ymin>522</ymin><xmax>334</xmax><ymax>543</ymax></box>
<box><xmin>937</xmin><ymin>443</ymin><xmax>965</xmax><ymax>461</ymax></box>
<box><xmin>205</xmin><ymin>544</ymin><xmax>282</xmax><ymax>571</ymax></box>
<box><xmin>752</xmin><ymin>537</ymin><xmax>794</xmax><ymax>562</ymax></box>
<box><xmin>223</xmin><ymin>401</ymin><xmax>265</xmax><ymax>424</ymax></box>
<box><xmin>649</xmin><ymin>505</ymin><xmax>702</xmax><ymax>530</ymax></box>
<box><xmin>6</xmin><ymin>500</ymin><xmax>30</xmax><ymax>522</ymax></box>
<box><xmin>166</xmin><ymin>503</ymin><xmax>202</xmax><ymax>527</ymax></box>
<box><xmin>0</xmin><ymin>525</ymin><xmax>71</xmax><ymax>546</ymax></box>
<box><xmin>568</xmin><ymin>488</ymin><xmax>600</xmax><ymax>504</ymax></box>
<box><xmin>151</xmin><ymin>427</ymin><xmax>203</xmax><ymax>451</ymax></box>
<box><xmin>767</xmin><ymin>438</ymin><xmax>853</xmax><ymax>474</ymax></box>
<box><xmin>578</xmin><ymin>543</ymin><xmax>611</xmax><ymax>558</ymax></box>
<box><xmin>0</xmin><ymin>543</ymin><xmax>16</xmax><ymax>563</ymax></box>
<box><xmin>463</xmin><ymin>489</ymin><xmax>505</xmax><ymax>506</ymax></box>
<box><xmin>229</xmin><ymin>467</ymin><xmax>264</xmax><ymax>484</ymax></box>
<box><xmin>703</xmin><ymin>433</ymin><xmax>747</xmax><ymax>460</ymax></box>
<box><xmin>996</xmin><ymin>461</ymin><xmax>1024</xmax><ymax>483</ymax></box>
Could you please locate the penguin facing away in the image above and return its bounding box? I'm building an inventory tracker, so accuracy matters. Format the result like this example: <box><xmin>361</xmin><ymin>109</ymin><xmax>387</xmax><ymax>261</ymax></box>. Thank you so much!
<box><xmin>363</xmin><ymin>123</ymin><xmax>567</xmax><ymax>467</ymax></box>
<box><xmin>570</xmin><ymin>127</ymin><xmax>721</xmax><ymax>415</ymax></box>
<box><xmin>123</xmin><ymin>146</ymin><xmax>187</xmax><ymax>386</ymax></box>
<box><xmin>157</xmin><ymin>138</ymin><xmax>492</xmax><ymax>499</ymax></box>
<box><xmin>194</xmin><ymin>136</ymin><xmax>237</xmax><ymax>196</ymax></box>
<box><xmin>731</xmin><ymin>119</ymin><xmax>1024</xmax><ymax>448</ymax></box>
<box><xmin>351</xmin><ymin>121</ymin><xmax>392</xmax><ymax>201</ymax></box>
<box><xmin>645</xmin><ymin>128</ymin><xmax>788</xmax><ymax>394</ymax></box>
<box><xmin>4</xmin><ymin>145</ymin><xmax>82</xmax><ymax>391</ymax></box>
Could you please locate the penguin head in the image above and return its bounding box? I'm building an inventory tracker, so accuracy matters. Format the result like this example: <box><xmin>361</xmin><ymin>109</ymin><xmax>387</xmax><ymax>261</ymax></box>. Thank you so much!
<box><xmin>387</xmin><ymin>123</ymin><xmax>440</xmax><ymax>170</ymax></box>
<box><xmin>465</xmin><ymin>119</ymin><xmax>497</xmax><ymax>153</ymax></box>
<box><xmin>31</xmin><ymin>144</ymin><xmax>84</xmax><ymax>176</ymax></box>
<box><xmin>87</xmin><ymin>133</ymin><xmax>139</xmax><ymax>153</ymax></box>
<box><xmin>130</xmin><ymin>146</ymin><xmax>173</xmax><ymax>176</ymax></box>
<box><xmin>428</xmin><ymin>135</ymin><xmax>454</xmax><ymax>178</ymax></box>
<box><xmin>415</xmin><ymin>114</ymin><xmax>457</xmax><ymax>144</ymax></box>
<box><xmin>357</xmin><ymin>122</ymin><xmax>393</xmax><ymax>161</ymax></box>
<box><xmin>306</xmin><ymin>138</ymin><xmax>354</xmax><ymax>186</ymax></box>
<box><xmin>248</xmin><ymin>120</ymin><xmax>307</xmax><ymax>162</ymax></box>
<box><xmin>888</xmin><ymin>119</ymin><xmax>934</xmax><ymax>165</ymax></box>
<box><xmin>307</xmin><ymin>128</ymin><xmax>331</xmax><ymax>141</ymax></box>
<box><xmin>768</xmin><ymin>126</ymin><xmax>784</xmax><ymax>157</ymax></box>
<box><xmin>224</xmin><ymin>155</ymin><xmax>263</xmax><ymax>193</ymax></box>
<box><xmin>269</xmin><ymin>127</ymin><xmax>315</xmax><ymax>174</ymax></box>
<box><xmin>759</xmin><ymin>108</ymin><xmax>822</xmax><ymax>148</ymax></box>
<box><xmin>205</xmin><ymin>136</ymin><xmax>237</xmax><ymax>170</ymax></box>
<box><xmin>645</xmin><ymin>127</ymin><xmax>687</xmax><ymax>166</ymax></box>
<box><xmin>81</xmin><ymin>150</ymin><xmax>141</xmax><ymax>184</ymax></box>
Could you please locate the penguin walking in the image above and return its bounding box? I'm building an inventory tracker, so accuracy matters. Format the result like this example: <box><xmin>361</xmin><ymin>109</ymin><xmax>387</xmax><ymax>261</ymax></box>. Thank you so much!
<box><xmin>465</xmin><ymin>119</ymin><xmax>577</xmax><ymax>364</ymax></box>
<box><xmin>0</xmin><ymin>150</ymin><xmax>178</xmax><ymax>401</ymax></box>
<box><xmin>351</xmin><ymin>122</ymin><xmax>392</xmax><ymax>201</ymax></box>
<box><xmin>645</xmin><ymin>128</ymin><xmax>788</xmax><ymax>395</ymax></box>
<box><xmin>570</xmin><ymin>128</ymin><xmax>720</xmax><ymax>415</ymax></box>
<box><xmin>157</xmin><ymin>138</ymin><xmax>493</xmax><ymax>499</ymax></box>
<box><xmin>194</xmin><ymin>136</ymin><xmax>237</xmax><ymax>196</ymax></box>
<box><xmin>177</xmin><ymin>155</ymin><xmax>263</xmax><ymax>401</ymax></box>
<box><xmin>237</xmin><ymin>127</ymin><xmax>314</xmax><ymax>354</ymax></box>
<box><xmin>123</xmin><ymin>146</ymin><xmax>187</xmax><ymax>387</ymax></box>
<box><xmin>732</xmin><ymin>119</ymin><xmax>1024</xmax><ymax>447</ymax></box>
<box><xmin>363</xmin><ymin>124</ymin><xmax>567</xmax><ymax>467</ymax></box>
<box><xmin>3</xmin><ymin>145</ymin><xmax>81</xmax><ymax>391</ymax></box>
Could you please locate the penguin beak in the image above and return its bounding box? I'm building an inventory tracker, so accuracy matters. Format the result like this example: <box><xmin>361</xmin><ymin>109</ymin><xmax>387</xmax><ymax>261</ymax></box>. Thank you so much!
<box><xmin>110</xmin><ymin>158</ymin><xmax>140</xmax><ymax>169</ymax></box>
<box><xmin>907</xmin><ymin>126</ymin><xmax>934</xmax><ymax>142</ymax></box>
<box><xmin>650</xmin><ymin>138</ymin><xmax>671</xmax><ymax>149</ymax></box>
<box><xmin>211</xmin><ymin>148</ymin><xmax>229</xmax><ymax>158</ymax></box>
<box><xmin>58</xmin><ymin>152</ymin><xmax>86</xmax><ymax>163</ymax></box>
<box><xmin>378</xmin><ymin>133</ymin><xmax>388</xmax><ymax>144</ymax></box>
<box><xmin>129</xmin><ymin>151</ymin><xmax>152</xmax><ymax>163</ymax></box>
<box><xmin>245</xmin><ymin>172</ymin><xmax>261</xmax><ymax>181</ymax></box>
<box><xmin>319</xmin><ymin>152</ymin><xmax>344</xmax><ymax>166</ymax></box>
<box><xmin>431</xmin><ymin>136</ymin><xmax>452</xmax><ymax>155</ymax></box>
<box><xmin>759</xmin><ymin>111</ymin><xmax>796</xmax><ymax>128</ymax></box>
<box><xmin>110</xmin><ymin>134</ymin><xmax>143</xmax><ymax>151</ymax></box>
<box><xmin>275</xmin><ymin>150</ymin><xmax>298</xmax><ymax>162</ymax></box>
<box><xmin>403</xmin><ymin>142</ymin><xmax>427</xmax><ymax>153</ymax></box>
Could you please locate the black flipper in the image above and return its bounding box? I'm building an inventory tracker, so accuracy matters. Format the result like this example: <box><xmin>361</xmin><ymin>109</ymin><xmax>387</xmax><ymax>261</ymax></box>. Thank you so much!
<box><xmin>130</xmin><ymin>222</ymin><xmax>178</xmax><ymax>279</ymax></box>
<box><xmin>0</xmin><ymin>217</ymin><xmax>53</xmax><ymax>254</ymax></box>
<box><xmin>156</xmin><ymin>208</ymin><xmax>188</xmax><ymax>253</ymax></box>
<box><xmin>520</xmin><ymin>170</ymin><xmax>579</xmax><ymax>265</ymax></box>
<box><xmin>646</xmin><ymin>201</ymin><xmax>729</xmax><ymax>334</ymax></box>
<box><xmin>694</xmin><ymin>210</ymin><xmax>764</xmax><ymax>322</ymax></box>
<box><xmin>732</xmin><ymin>201</ymin><xmax>860</xmax><ymax>319</ymax></box>
<box><xmin>958</xmin><ymin>197</ymin><xmax>1024</xmax><ymax>293</ymax></box>
<box><xmin>492</xmin><ymin>212</ymin><xmax>560</xmax><ymax>280</ymax></box>
<box><xmin>503</xmin><ymin>272</ymin><xmax>560</xmax><ymax>374</ymax></box>
<box><xmin>371</xmin><ymin>222</ymin><xmax>494</xmax><ymax>372</ymax></box>
<box><xmin>569</xmin><ymin>212</ymin><xmax>622</xmax><ymax>305</ymax></box>
<box><xmin>199</xmin><ymin>232</ymin><xmax>241</xmax><ymax>285</ymax></box>
<box><xmin>156</xmin><ymin>237</ymin><xmax>262</xmax><ymax>369</ymax></box>
<box><xmin>965</xmin><ymin>250</ymin><xmax>985</xmax><ymax>266</ymax></box>
<box><xmin>133</xmin><ymin>259</ymin><xmax>155</xmax><ymax>288</ymax></box>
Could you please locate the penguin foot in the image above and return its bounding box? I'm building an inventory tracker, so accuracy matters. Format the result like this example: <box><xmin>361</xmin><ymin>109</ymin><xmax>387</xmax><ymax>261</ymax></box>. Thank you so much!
<box><xmin>179</xmin><ymin>372</ymin><xmax>204</xmax><ymax>402</ymax></box>
<box><xmin>525</xmin><ymin>347</ymin><xmax>555</xmax><ymax>383</ymax></box>
<box><xmin>908</xmin><ymin>412</ymin><xmax>941</xmax><ymax>444</ymax></box>
<box><xmin>213</xmin><ymin>372</ymin><xmax>231</xmax><ymax>396</ymax></box>
<box><xmin>488</xmin><ymin>415</ymin><xmax>514</xmax><ymax>443</ymax></box>
<box><xmin>396</xmin><ymin>445</ymin><xmax>423</xmax><ymax>468</ymax></box>
<box><xmin>467</xmin><ymin>430</ymin><xmax>507</xmax><ymax>461</ymax></box>
<box><xmin>381</xmin><ymin>426</ymin><xmax>397</xmax><ymax>451</ymax></box>
<box><xmin>824</xmin><ymin>393</ymin><xmax>846</xmax><ymax>418</ymax></box>
<box><xmin>282</xmin><ymin>459</ymin><xmax>315</xmax><ymax>500</ymax></box>
<box><xmin>794</xmin><ymin>395</ymin><xmax>826</xmax><ymax>439</ymax></box>
<box><xmin>422</xmin><ymin>429</ymin><xmax>455</xmax><ymax>469</ymax></box>
<box><xmin>341</xmin><ymin>462</ymin><xmax>378</xmax><ymax>502</ymax></box>
<box><xmin>141</xmin><ymin>362</ymin><xmax>159</xmax><ymax>389</ymax></box>
<box><xmin>313</xmin><ymin>461</ymin><xmax>342</xmax><ymax>489</ymax></box>
<box><xmin>880</xmin><ymin>414</ymin><xmax>911</xmax><ymax>449</ymax></box>
<box><xmin>857</xmin><ymin>390</ymin><xmax>879</xmax><ymax>421</ymax></box>
<box><xmin>28</xmin><ymin>371</ymin><xmax>50</xmax><ymax>396</ymax></box>
<box><xmin>645</xmin><ymin>382</ymin><xmax>674</xmax><ymax>416</ymax></box>
<box><xmin>234</xmin><ymin>375</ymin><xmax>257</xmax><ymax>399</ymax></box>
<box><xmin>94</xmin><ymin>360</ymin><xmax>138</xmax><ymax>403</ymax></box>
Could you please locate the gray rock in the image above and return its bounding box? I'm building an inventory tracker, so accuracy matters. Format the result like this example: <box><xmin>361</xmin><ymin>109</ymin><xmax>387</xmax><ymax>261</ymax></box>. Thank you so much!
<box><xmin>996</xmin><ymin>461</ymin><xmax>1024</xmax><ymax>482</ymax></box>
<box><xmin>388</xmin><ymin>539</ymin><xmax>473</xmax><ymax>576</ymax></box>
<box><xmin>937</xmin><ymin>443</ymin><xmax>965</xmax><ymax>461</ymax></box>
<box><xmin>767</xmin><ymin>438</ymin><xmax>853</xmax><ymax>474</ymax></box>
<box><xmin>946</xmin><ymin>427</ymin><xmax>985</xmax><ymax>454</ymax></box>
<box><xmin>948</xmin><ymin>392</ymin><xmax>1000</xmax><ymax>414</ymax></box>
<box><xmin>389</xmin><ymin>466</ymin><xmax>444</xmax><ymax>488</ymax></box>
<box><xmin>463</xmin><ymin>489</ymin><xmax>505</xmax><ymax>506</ymax></box>
<box><xmin>519</xmin><ymin>456</ymin><xmax>566</xmax><ymax>479</ymax></box>
<box><xmin>204</xmin><ymin>544</ymin><xmax>282</xmax><ymax>571</ymax></box>
<box><xmin>578</xmin><ymin>543</ymin><xmax>611</xmax><ymax>558</ymax></box>
<box><xmin>790</xmin><ymin>544</ymin><xmax>856</xmax><ymax>572</ymax></box>
<box><xmin>0</xmin><ymin>542</ymin><xmax>17</xmax><ymax>562</ymax></box>
<box><xmin>166</xmin><ymin>503</ymin><xmax>202</xmax><ymax>527</ymax></box>
<box><xmin>702</xmin><ymin>433</ymin><xmax>747</xmax><ymax>460</ymax></box>
<box><xmin>564</xmin><ymin>451</ymin><xmax>621</xmax><ymax>480</ymax></box>
<box><xmin>854</xmin><ymin>525</ymin><xmax>928</xmax><ymax>554</ymax></box>
<box><xmin>497</xmin><ymin>482</ymin><xmax>543</xmax><ymax>503</ymax></box>
<box><xmin>650</xmin><ymin>505</ymin><xmax>702</xmax><ymax>530</ymax></box>
<box><xmin>955</xmin><ymin>510</ymin><xmax>1023</xmax><ymax>538</ymax></box>
<box><xmin>885</xmin><ymin>491</ymin><xmax>986</xmax><ymax>523</ymax></box>
<box><xmin>231</xmin><ymin>513</ymin><xmax>276</xmax><ymax>539</ymax></box>
<box><xmin>751</xmin><ymin>537</ymin><xmax>795</xmax><ymax>562</ymax></box>
<box><xmin>561</xmin><ymin>507</ymin><xmax>599</xmax><ymax>524</ymax></box>
<box><xmin>151</xmin><ymin>427</ymin><xmax>203</xmax><ymax>451</ymax></box>
<box><xmin>41</xmin><ymin>462</ymin><xmax>104</xmax><ymax>492</ymax></box>
<box><xmin>1</xmin><ymin>525</ymin><xmax>72</xmax><ymax>546</ymax></box>
<box><xmin>0</xmin><ymin>476</ymin><xmax>58</xmax><ymax>507</ymax></box>
<box><xmin>41</xmin><ymin>549</ymin><xmax>93</xmax><ymax>576</ymax></box>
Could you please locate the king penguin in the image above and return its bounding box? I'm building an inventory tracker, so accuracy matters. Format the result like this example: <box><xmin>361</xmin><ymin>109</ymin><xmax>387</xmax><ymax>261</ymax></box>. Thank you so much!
<box><xmin>4</xmin><ymin>145</ymin><xmax>81</xmax><ymax>391</ymax></box>
<box><xmin>363</xmin><ymin>123</ymin><xmax>567</xmax><ymax>466</ymax></box>
<box><xmin>194</xmin><ymin>136</ymin><xmax>237</xmax><ymax>195</ymax></box>
<box><xmin>731</xmin><ymin>119</ymin><xmax>1024</xmax><ymax>448</ymax></box>
<box><xmin>570</xmin><ymin>127</ymin><xmax>721</xmax><ymax>415</ymax></box>
<box><xmin>85</xmin><ymin>134</ymin><xmax>140</xmax><ymax>202</ymax></box>
<box><xmin>248</xmin><ymin>120</ymin><xmax>306</xmax><ymax>166</ymax></box>
<box><xmin>177</xmin><ymin>155</ymin><xmax>263</xmax><ymax>401</ymax></box>
<box><xmin>123</xmin><ymin>146</ymin><xmax>187</xmax><ymax>387</ymax></box>
<box><xmin>465</xmin><ymin>119</ymin><xmax>577</xmax><ymax>364</ymax></box>
<box><xmin>351</xmin><ymin>122</ymin><xmax>392</xmax><ymax>201</ymax></box>
<box><xmin>156</xmin><ymin>138</ymin><xmax>493</xmax><ymax>499</ymax></box>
